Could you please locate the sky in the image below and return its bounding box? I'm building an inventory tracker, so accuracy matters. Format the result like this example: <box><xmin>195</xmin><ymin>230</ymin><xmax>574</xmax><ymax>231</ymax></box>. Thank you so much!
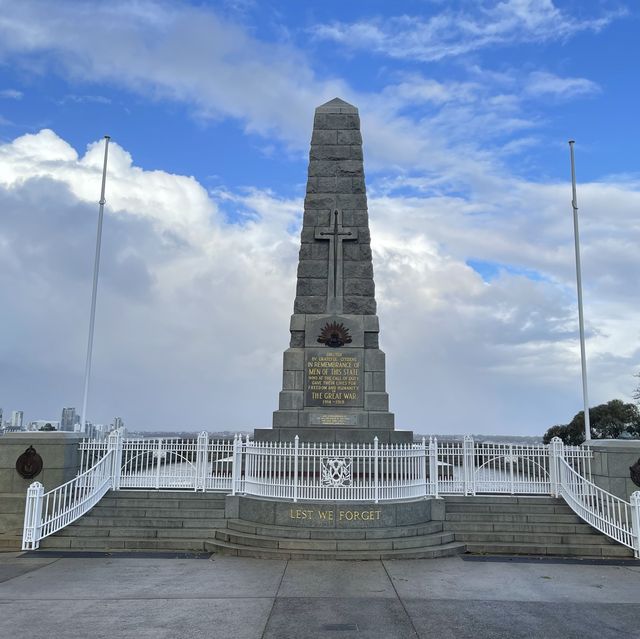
<box><xmin>0</xmin><ymin>0</ymin><xmax>639</xmax><ymax>436</ymax></box>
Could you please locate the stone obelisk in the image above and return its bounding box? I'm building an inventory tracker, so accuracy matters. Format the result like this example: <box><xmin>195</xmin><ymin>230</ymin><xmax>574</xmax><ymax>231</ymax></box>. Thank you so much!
<box><xmin>255</xmin><ymin>98</ymin><xmax>412</xmax><ymax>443</ymax></box>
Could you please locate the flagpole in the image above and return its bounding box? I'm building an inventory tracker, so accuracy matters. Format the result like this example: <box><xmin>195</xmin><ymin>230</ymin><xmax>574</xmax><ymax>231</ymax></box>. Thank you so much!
<box><xmin>80</xmin><ymin>135</ymin><xmax>111</xmax><ymax>433</ymax></box>
<box><xmin>568</xmin><ymin>140</ymin><xmax>591</xmax><ymax>442</ymax></box>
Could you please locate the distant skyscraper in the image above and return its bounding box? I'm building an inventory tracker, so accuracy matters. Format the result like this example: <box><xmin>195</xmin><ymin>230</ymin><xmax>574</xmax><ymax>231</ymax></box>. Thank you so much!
<box><xmin>11</xmin><ymin>410</ymin><xmax>24</xmax><ymax>429</ymax></box>
<box><xmin>113</xmin><ymin>417</ymin><xmax>124</xmax><ymax>430</ymax></box>
<box><xmin>61</xmin><ymin>407</ymin><xmax>77</xmax><ymax>431</ymax></box>
<box><xmin>0</xmin><ymin>407</ymin><xmax>3</xmax><ymax>427</ymax></box>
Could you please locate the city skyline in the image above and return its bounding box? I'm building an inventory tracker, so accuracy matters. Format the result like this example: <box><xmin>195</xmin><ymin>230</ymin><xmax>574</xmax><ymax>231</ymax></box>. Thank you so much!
<box><xmin>1</xmin><ymin>1</ymin><xmax>639</xmax><ymax>435</ymax></box>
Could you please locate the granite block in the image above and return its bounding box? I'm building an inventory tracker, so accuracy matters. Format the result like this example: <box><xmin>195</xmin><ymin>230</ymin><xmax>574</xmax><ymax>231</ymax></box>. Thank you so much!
<box><xmin>335</xmin><ymin>177</ymin><xmax>353</xmax><ymax>193</ymax></box>
<box><xmin>282</xmin><ymin>370</ymin><xmax>304</xmax><ymax>390</ymax></box>
<box><xmin>364</xmin><ymin>392</ymin><xmax>389</xmax><ymax>411</ymax></box>
<box><xmin>344</xmin><ymin>278</ymin><xmax>375</xmax><ymax>296</ymax></box>
<box><xmin>310</xmin><ymin>145</ymin><xmax>356</xmax><ymax>161</ymax></box>
<box><xmin>294</xmin><ymin>296</ymin><xmax>328</xmax><ymax>314</ymax></box>
<box><xmin>308</xmin><ymin>160</ymin><xmax>337</xmax><ymax>177</ymax></box>
<box><xmin>289</xmin><ymin>331</ymin><xmax>304</xmax><ymax>347</ymax></box>
<box><xmin>304</xmin><ymin>193</ymin><xmax>336</xmax><ymax>209</ymax></box>
<box><xmin>297</xmin><ymin>260</ymin><xmax>329</xmax><ymax>278</ymax></box>
<box><xmin>364</xmin><ymin>333</ymin><xmax>379</xmax><ymax>348</ymax></box>
<box><xmin>344</xmin><ymin>296</ymin><xmax>376</xmax><ymax>314</ymax></box>
<box><xmin>311</xmin><ymin>129</ymin><xmax>337</xmax><ymax>145</ymax></box>
<box><xmin>344</xmin><ymin>261</ymin><xmax>373</xmax><ymax>278</ymax></box>
<box><xmin>362</xmin><ymin>316</ymin><xmax>379</xmax><ymax>332</ymax></box>
<box><xmin>296</xmin><ymin>278</ymin><xmax>328</xmax><ymax>296</ymax></box>
<box><xmin>272</xmin><ymin>411</ymin><xmax>299</xmax><ymax>429</ymax></box>
<box><xmin>283</xmin><ymin>349</ymin><xmax>304</xmax><ymax>371</ymax></box>
<box><xmin>370</xmin><ymin>413</ymin><xmax>396</xmax><ymax>430</ymax></box>
<box><xmin>337</xmin><ymin>194</ymin><xmax>368</xmax><ymax>210</ymax></box>
<box><xmin>289</xmin><ymin>315</ymin><xmax>306</xmax><ymax>331</ymax></box>
<box><xmin>314</xmin><ymin>113</ymin><xmax>360</xmax><ymax>130</ymax></box>
<box><xmin>364</xmin><ymin>349</ymin><xmax>386</xmax><ymax>371</ymax></box>
<box><xmin>279</xmin><ymin>391</ymin><xmax>304</xmax><ymax>410</ymax></box>
<box><xmin>336</xmin><ymin>160</ymin><xmax>363</xmax><ymax>176</ymax></box>
<box><xmin>337</xmin><ymin>130</ymin><xmax>362</xmax><ymax>145</ymax></box>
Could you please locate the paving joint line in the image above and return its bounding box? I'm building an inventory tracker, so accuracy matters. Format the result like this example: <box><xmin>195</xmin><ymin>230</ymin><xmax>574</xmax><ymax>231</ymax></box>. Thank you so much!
<box><xmin>0</xmin><ymin>557</ymin><xmax>63</xmax><ymax>585</ymax></box>
<box><xmin>381</xmin><ymin>559</ymin><xmax>420</xmax><ymax>639</ymax></box>
<box><xmin>260</xmin><ymin>558</ymin><xmax>289</xmax><ymax>639</ymax></box>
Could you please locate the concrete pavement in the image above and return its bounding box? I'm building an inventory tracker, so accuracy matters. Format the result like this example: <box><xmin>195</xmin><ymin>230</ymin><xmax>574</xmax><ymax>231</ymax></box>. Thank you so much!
<box><xmin>0</xmin><ymin>552</ymin><xmax>638</xmax><ymax>638</ymax></box>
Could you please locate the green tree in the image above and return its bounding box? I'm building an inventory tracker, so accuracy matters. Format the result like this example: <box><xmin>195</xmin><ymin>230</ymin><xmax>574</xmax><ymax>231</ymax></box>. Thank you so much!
<box><xmin>38</xmin><ymin>422</ymin><xmax>56</xmax><ymax>431</ymax></box>
<box><xmin>543</xmin><ymin>399</ymin><xmax>640</xmax><ymax>445</ymax></box>
<box><xmin>633</xmin><ymin>372</ymin><xmax>640</xmax><ymax>403</ymax></box>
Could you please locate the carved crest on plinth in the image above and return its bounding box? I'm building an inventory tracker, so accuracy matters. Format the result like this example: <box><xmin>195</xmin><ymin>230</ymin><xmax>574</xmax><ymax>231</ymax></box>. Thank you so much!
<box><xmin>630</xmin><ymin>458</ymin><xmax>640</xmax><ymax>487</ymax></box>
<box><xmin>321</xmin><ymin>458</ymin><xmax>352</xmax><ymax>487</ymax></box>
<box><xmin>317</xmin><ymin>322</ymin><xmax>352</xmax><ymax>348</ymax></box>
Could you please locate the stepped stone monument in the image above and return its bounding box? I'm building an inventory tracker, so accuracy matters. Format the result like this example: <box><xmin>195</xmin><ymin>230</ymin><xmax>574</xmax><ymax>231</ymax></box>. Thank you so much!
<box><xmin>255</xmin><ymin>98</ymin><xmax>413</xmax><ymax>444</ymax></box>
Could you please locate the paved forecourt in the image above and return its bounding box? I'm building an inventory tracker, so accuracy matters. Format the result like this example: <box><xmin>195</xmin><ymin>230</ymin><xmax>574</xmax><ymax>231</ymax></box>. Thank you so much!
<box><xmin>1</xmin><ymin>551</ymin><xmax>639</xmax><ymax>638</ymax></box>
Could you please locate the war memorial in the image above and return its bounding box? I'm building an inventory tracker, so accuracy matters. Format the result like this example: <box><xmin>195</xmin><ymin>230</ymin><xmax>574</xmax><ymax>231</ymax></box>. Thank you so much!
<box><xmin>1</xmin><ymin>97</ymin><xmax>640</xmax><ymax>638</ymax></box>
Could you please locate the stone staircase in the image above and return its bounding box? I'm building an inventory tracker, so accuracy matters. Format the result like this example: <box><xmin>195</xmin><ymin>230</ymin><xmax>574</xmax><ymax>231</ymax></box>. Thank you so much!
<box><xmin>443</xmin><ymin>495</ymin><xmax>634</xmax><ymax>558</ymax></box>
<box><xmin>205</xmin><ymin>519</ymin><xmax>465</xmax><ymax>560</ymax></box>
<box><xmin>39</xmin><ymin>491</ymin><xmax>227</xmax><ymax>551</ymax></box>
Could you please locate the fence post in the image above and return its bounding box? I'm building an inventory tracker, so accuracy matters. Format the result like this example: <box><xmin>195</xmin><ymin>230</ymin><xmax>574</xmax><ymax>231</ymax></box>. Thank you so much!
<box><xmin>231</xmin><ymin>435</ymin><xmax>239</xmax><ymax>496</ymax></box>
<box><xmin>22</xmin><ymin>481</ymin><xmax>44</xmax><ymax>550</ymax></box>
<box><xmin>196</xmin><ymin>431</ymin><xmax>208</xmax><ymax>492</ymax></box>
<box><xmin>549</xmin><ymin>437</ymin><xmax>563</xmax><ymax>498</ymax></box>
<box><xmin>509</xmin><ymin>444</ymin><xmax>515</xmax><ymax>495</ymax></box>
<box><xmin>463</xmin><ymin>435</ymin><xmax>475</xmax><ymax>496</ymax></box>
<box><xmin>292</xmin><ymin>435</ymin><xmax>299</xmax><ymax>503</ymax></box>
<box><xmin>154</xmin><ymin>439</ymin><xmax>164</xmax><ymax>490</ymax></box>
<box><xmin>374</xmin><ymin>436</ymin><xmax>379</xmax><ymax>504</ymax></box>
<box><xmin>108</xmin><ymin>429</ymin><xmax>123</xmax><ymax>491</ymax></box>
<box><xmin>631</xmin><ymin>491</ymin><xmax>640</xmax><ymax>559</ymax></box>
<box><xmin>421</xmin><ymin>437</ymin><xmax>428</xmax><ymax>497</ymax></box>
<box><xmin>429</xmin><ymin>437</ymin><xmax>438</xmax><ymax>498</ymax></box>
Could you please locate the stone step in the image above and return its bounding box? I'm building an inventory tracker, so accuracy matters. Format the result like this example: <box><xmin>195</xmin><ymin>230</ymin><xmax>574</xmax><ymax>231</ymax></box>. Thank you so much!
<box><xmin>443</xmin><ymin>521</ymin><xmax>608</xmax><ymax>535</ymax></box>
<box><xmin>214</xmin><ymin>529</ymin><xmax>455</xmax><ymax>552</ymax></box>
<box><xmin>88</xmin><ymin>507</ymin><xmax>226</xmax><ymax>519</ymax></box>
<box><xmin>99</xmin><ymin>497</ymin><xmax>225</xmax><ymax>509</ymax></box>
<box><xmin>205</xmin><ymin>539</ymin><xmax>465</xmax><ymax>561</ymax></box>
<box><xmin>106</xmin><ymin>490</ymin><xmax>227</xmax><ymax>500</ymax></box>
<box><xmin>73</xmin><ymin>517</ymin><xmax>227</xmax><ymax>528</ymax></box>
<box><xmin>39</xmin><ymin>535</ymin><xmax>208</xmax><ymax>551</ymax></box>
<box><xmin>465</xmin><ymin>541</ymin><xmax>634</xmax><ymax>558</ymax></box>
<box><xmin>452</xmin><ymin>531</ymin><xmax>613</xmax><ymax>545</ymax></box>
<box><xmin>445</xmin><ymin>503</ymin><xmax>573</xmax><ymax>514</ymax></box>
<box><xmin>443</xmin><ymin>496</ymin><xmax>563</xmax><ymax>505</ymax></box>
<box><xmin>225</xmin><ymin>519</ymin><xmax>444</xmax><ymax>540</ymax></box>
<box><xmin>53</xmin><ymin>526</ymin><xmax>217</xmax><ymax>539</ymax></box>
<box><xmin>445</xmin><ymin>512</ymin><xmax>582</xmax><ymax>524</ymax></box>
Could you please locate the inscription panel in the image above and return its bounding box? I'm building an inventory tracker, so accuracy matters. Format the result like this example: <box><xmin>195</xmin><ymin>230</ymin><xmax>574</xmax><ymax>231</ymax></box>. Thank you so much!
<box><xmin>309</xmin><ymin>413</ymin><xmax>358</xmax><ymax>426</ymax></box>
<box><xmin>305</xmin><ymin>349</ymin><xmax>364</xmax><ymax>408</ymax></box>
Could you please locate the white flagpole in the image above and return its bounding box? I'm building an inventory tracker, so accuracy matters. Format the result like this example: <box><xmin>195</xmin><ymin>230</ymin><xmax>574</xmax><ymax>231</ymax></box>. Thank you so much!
<box><xmin>80</xmin><ymin>135</ymin><xmax>111</xmax><ymax>433</ymax></box>
<box><xmin>568</xmin><ymin>140</ymin><xmax>591</xmax><ymax>442</ymax></box>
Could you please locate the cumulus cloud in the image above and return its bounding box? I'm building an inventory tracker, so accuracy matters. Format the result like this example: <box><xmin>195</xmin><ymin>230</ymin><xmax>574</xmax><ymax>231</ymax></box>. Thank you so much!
<box><xmin>1</xmin><ymin>129</ymin><xmax>639</xmax><ymax>436</ymax></box>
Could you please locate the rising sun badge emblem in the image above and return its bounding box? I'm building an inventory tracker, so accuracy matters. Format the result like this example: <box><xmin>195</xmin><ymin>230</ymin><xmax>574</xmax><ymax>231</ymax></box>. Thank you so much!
<box><xmin>317</xmin><ymin>322</ymin><xmax>352</xmax><ymax>348</ymax></box>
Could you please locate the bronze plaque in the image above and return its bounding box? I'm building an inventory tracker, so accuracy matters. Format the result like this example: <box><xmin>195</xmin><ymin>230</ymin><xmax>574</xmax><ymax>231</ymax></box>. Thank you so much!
<box><xmin>309</xmin><ymin>413</ymin><xmax>359</xmax><ymax>426</ymax></box>
<box><xmin>305</xmin><ymin>349</ymin><xmax>363</xmax><ymax>408</ymax></box>
<box><xmin>16</xmin><ymin>446</ymin><xmax>43</xmax><ymax>479</ymax></box>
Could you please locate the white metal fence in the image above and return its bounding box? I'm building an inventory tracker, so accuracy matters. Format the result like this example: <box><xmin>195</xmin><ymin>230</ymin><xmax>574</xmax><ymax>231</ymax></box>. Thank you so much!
<box><xmin>548</xmin><ymin>437</ymin><xmax>639</xmax><ymax>554</ymax></box>
<box><xmin>22</xmin><ymin>433</ymin><xmax>118</xmax><ymax>550</ymax></box>
<box><xmin>22</xmin><ymin>432</ymin><xmax>640</xmax><ymax>556</ymax></box>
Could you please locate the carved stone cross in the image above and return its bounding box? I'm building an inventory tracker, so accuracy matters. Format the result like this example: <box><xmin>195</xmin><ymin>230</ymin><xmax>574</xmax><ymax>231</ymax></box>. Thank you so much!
<box><xmin>315</xmin><ymin>209</ymin><xmax>358</xmax><ymax>313</ymax></box>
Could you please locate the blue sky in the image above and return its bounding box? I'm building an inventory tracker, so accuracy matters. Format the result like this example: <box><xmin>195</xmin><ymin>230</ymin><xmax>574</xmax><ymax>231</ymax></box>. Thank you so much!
<box><xmin>0</xmin><ymin>0</ymin><xmax>639</xmax><ymax>435</ymax></box>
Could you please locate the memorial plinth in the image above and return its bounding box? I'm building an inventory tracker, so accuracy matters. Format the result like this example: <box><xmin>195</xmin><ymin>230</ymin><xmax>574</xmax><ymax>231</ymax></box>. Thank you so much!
<box><xmin>254</xmin><ymin>98</ymin><xmax>412</xmax><ymax>444</ymax></box>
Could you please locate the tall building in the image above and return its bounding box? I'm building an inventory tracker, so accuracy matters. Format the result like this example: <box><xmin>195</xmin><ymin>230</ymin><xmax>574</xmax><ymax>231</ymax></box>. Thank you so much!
<box><xmin>0</xmin><ymin>407</ymin><xmax>3</xmax><ymax>427</ymax></box>
<box><xmin>113</xmin><ymin>417</ymin><xmax>124</xmax><ymax>430</ymax></box>
<box><xmin>61</xmin><ymin>407</ymin><xmax>77</xmax><ymax>431</ymax></box>
<box><xmin>11</xmin><ymin>410</ymin><xmax>24</xmax><ymax>429</ymax></box>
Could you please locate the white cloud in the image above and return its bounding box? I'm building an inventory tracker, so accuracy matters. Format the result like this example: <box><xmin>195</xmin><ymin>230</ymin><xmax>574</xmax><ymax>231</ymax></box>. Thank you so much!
<box><xmin>310</xmin><ymin>0</ymin><xmax>624</xmax><ymax>62</ymax></box>
<box><xmin>0</xmin><ymin>88</ymin><xmax>23</xmax><ymax>99</ymax></box>
<box><xmin>525</xmin><ymin>71</ymin><xmax>600</xmax><ymax>99</ymax></box>
<box><xmin>1</xmin><ymin>129</ymin><xmax>639</xmax><ymax>436</ymax></box>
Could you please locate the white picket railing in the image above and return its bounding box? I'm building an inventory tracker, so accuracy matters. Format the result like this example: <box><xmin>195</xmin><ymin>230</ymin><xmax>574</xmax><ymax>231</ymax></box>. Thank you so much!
<box><xmin>549</xmin><ymin>437</ymin><xmax>639</xmax><ymax>554</ymax></box>
<box><xmin>22</xmin><ymin>431</ymin><xmax>121</xmax><ymax>550</ymax></box>
<box><xmin>22</xmin><ymin>432</ymin><xmax>640</xmax><ymax>556</ymax></box>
